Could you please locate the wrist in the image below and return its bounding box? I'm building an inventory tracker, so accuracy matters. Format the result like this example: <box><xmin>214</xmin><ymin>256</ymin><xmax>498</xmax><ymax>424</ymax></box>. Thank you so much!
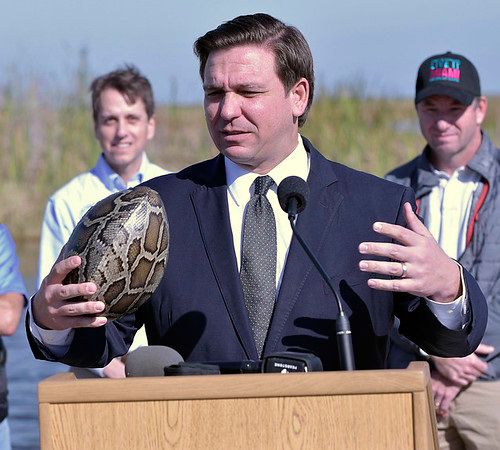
<box><xmin>430</xmin><ymin>261</ymin><xmax>462</xmax><ymax>303</ymax></box>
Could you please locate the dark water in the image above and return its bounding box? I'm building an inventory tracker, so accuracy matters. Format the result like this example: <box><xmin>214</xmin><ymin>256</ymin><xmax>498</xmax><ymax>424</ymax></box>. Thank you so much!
<box><xmin>4</xmin><ymin>311</ymin><xmax>67</xmax><ymax>450</ymax></box>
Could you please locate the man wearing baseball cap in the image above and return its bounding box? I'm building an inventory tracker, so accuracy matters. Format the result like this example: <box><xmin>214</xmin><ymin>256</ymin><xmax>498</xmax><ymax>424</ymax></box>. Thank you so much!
<box><xmin>387</xmin><ymin>52</ymin><xmax>500</xmax><ymax>449</ymax></box>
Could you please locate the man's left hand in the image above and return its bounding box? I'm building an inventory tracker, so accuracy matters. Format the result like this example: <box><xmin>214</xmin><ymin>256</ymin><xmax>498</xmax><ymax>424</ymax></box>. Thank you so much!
<box><xmin>431</xmin><ymin>370</ymin><xmax>462</xmax><ymax>418</ymax></box>
<box><xmin>359</xmin><ymin>202</ymin><xmax>460</xmax><ymax>302</ymax></box>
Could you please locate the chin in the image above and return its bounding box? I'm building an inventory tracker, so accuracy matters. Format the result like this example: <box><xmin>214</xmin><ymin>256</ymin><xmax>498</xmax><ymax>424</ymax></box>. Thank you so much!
<box><xmin>220</xmin><ymin>145</ymin><xmax>253</xmax><ymax>159</ymax></box>
<box><xmin>434</xmin><ymin>143</ymin><xmax>459</xmax><ymax>154</ymax></box>
<box><xmin>108</xmin><ymin>156</ymin><xmax>131</xmax><ymax>167</ymax></box>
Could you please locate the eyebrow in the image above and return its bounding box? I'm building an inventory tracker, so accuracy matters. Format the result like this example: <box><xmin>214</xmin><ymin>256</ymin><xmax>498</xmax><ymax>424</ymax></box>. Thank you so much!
<box><xmin>99</xmin><ymin>113</ymin><xmax>117</xmax><ymax>119</ymax></box>
<box><xmin>203</xmin><ymin>82</ymin><xmax>264</xmax><ymax>92</ymax></box>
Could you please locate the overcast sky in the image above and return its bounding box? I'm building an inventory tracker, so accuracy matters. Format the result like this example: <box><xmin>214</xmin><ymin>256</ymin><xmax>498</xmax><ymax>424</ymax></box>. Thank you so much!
<box><xmin>2</xmin><ymin>0</ymin><xmax>499</xmax><ymax>103</ymax></box>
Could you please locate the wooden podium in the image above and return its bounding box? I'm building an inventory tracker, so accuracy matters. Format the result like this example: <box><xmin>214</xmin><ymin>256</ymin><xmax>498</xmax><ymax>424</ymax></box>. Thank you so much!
<box><xmin>38</xmin><ymin>361</ymin><xmax>437</xmax><ymax>449</ymax></box>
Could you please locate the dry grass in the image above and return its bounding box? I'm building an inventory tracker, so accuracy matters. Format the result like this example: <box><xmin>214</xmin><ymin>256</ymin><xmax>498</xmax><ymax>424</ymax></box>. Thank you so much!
<box><xmin>2</xmin><ymin>81</ymin><xmax>500</xmax><ymax>248</ymax></box>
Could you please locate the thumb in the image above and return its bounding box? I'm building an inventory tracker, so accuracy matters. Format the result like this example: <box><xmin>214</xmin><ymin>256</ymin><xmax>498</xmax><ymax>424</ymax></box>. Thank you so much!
<box><xmin>46</xmin><ymin>255</ymin><xmax>81</xmax><ymax>285</ymax></box>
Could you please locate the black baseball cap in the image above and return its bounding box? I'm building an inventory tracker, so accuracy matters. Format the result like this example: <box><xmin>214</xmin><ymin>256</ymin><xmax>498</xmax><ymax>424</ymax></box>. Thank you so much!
<box><xmin>415</xmin><ymin>51</ymin><xmax>481</xmax><ymax>105</ymax></box>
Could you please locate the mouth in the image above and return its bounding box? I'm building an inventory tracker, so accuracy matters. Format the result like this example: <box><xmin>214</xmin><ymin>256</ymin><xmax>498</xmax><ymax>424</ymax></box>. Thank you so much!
<box><xmin>433</xmin><ymin>134</ymin><xmax>456</xmax><ymax>141</ymax></box>
<box><xmin>111</xmin><ymin>142</ymin><xmax>132</xmax><ymax>149</ymax></box>
<box><xmin>219</xmin><ymin>129</ymin><xmax>252</xmax><ymax>142</ymax></box>
<box><xmin>221</xmin><ymin>129</ymin><xmax>248</xmax><ymax>136</ymax></box>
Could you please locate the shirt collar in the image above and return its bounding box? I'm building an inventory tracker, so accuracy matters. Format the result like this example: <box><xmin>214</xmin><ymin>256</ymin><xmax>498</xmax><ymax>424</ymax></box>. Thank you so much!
<box><xmin>225</xmin><ymin>135</ymin><xmax>310</xmax><ymax>207</ymax></box>
<box><xmin>93</xmin><ymin>153</ymin><xmax>149</xmax><ymax>191</ymax></box>
<box><xmin>430</xmin><ymin>164</ymin><xmax>479</xmax><ymax>184</ymax></box>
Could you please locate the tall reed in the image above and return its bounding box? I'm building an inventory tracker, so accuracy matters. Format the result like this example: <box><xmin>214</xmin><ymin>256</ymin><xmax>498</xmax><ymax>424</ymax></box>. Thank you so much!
<box><xmin>1</xmin><ymin>75</ymin><xmax>499</xmax><ymax>243</ymax></box>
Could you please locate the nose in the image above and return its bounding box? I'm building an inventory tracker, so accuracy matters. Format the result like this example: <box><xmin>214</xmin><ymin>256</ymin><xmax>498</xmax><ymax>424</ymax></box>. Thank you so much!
<box><xmin>116</xmin><ymin>118</ymin><xmax>128</xmax><ymax>138</ymax></box>
<box><xmin>219</xmin><ymin>92</ymin><xmax>241</xmax><ymax>121</ymax></box>
<box><xmin>434</xmin><ymin>117</ymin><xmax>450</xmax><ymax>132</ymax></box>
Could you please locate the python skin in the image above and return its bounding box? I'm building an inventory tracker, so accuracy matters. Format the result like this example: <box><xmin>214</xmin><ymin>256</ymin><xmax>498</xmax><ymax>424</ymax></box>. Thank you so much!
<box><xmin>63</xmin><ymin>186</ymin><xmax>169</xmax><ymax>320</ymax></box>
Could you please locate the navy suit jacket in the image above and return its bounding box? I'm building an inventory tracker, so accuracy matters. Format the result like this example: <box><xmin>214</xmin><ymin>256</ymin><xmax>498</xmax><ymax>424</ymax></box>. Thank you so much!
<box><xmin>29</xmin><ymin>138</ymin><xmax>488</xmax><ymax>370</ymax></box>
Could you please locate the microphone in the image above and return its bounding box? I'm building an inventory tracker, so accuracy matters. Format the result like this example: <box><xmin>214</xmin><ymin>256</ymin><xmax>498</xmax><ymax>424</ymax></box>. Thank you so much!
<box><xmin>277</xmin><ymin>176</ymin><xmax>355</xmax><ymax>371</ymax></box>
<box><xmin>277</xmin><ymin>175</ymin><xmax>308</xmax><ymax>218</ymax></box>
<box><xmin>165</xmin><ymin>360</ymin><xmax>262</xmax><ymax>376</ymax></box>
<box><xmin>125</xmin><ymin>346</ymin><xmax>323</xmax><ymax>376</ymax></box>
<box><xmin>125</xmin><ymin>345</ymin><xmax>184</xmax><ymax>377</ymax></box>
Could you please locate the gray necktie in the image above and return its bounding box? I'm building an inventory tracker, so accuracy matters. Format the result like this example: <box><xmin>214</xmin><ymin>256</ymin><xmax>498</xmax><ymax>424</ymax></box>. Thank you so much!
<box><xmin>240</xmin><ymin>175</ymin><xmax>277</xmax><ymax>357</ymax></box>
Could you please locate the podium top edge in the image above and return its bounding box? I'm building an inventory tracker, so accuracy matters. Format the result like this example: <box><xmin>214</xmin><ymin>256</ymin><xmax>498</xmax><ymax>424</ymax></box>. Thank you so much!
<box><xmin>39</xmin><ymin>365</ymin><xmax>430</xmax><ymax>404</ymax></box>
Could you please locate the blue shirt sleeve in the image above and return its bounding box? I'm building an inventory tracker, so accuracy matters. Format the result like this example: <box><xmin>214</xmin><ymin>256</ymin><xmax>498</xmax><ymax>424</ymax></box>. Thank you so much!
<box><xmin>0</xmin><ymin>224</ymin><xmax>28</xmax><ymax>298</ymax></box>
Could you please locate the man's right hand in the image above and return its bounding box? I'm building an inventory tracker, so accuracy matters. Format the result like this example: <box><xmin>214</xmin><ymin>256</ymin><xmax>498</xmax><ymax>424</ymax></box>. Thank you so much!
<box><xmin>431</xmin><ymin>343</ymin><xmax>494</xmax><ymax>386</ymax></box>
<box><xmin>32</xmin><ymin>255</ymin><xmax>107</xmax><ymax>330</ymax></box>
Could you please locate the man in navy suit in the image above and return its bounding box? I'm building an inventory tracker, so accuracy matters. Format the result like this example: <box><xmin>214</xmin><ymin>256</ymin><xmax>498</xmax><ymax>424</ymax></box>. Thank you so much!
<box><xmin>27</xmin><ymin>14</ymin><xmax>487</xmax><ymax>371</ymax></box>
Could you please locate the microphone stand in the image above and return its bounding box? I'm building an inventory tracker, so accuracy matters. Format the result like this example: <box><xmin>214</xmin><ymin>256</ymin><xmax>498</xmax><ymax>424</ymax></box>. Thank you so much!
<box><xmin>287</xmin><ymin>203</ymin><xmax>355</xmax><ymax>371</ymax></box>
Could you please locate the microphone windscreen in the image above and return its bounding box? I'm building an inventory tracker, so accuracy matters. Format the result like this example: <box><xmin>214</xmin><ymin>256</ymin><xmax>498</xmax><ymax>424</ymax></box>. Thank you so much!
<box><xmin>277</xmin><ymin>176</ymin><xmax>309</xmax><ymax>214</ymax></box>
<box><xmin>125</xmin><ymin>345</ymin><xmax>184</xmax><ymax>377</ymax></box>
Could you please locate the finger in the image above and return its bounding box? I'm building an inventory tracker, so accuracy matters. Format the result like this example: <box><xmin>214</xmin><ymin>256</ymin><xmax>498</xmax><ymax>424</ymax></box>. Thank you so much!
<box><xmin>369</xmin><ymin>221</ymin><xmax>418</xmax><ymax>248</ymax></box>
<box><xmin>49</xmin><ymin>302</ymin><xmax>107</xmax><ymax>329</ymax></box>
<box><xmin>46</xmin><ymin>255</ymin><xmax>82</xmax><ymax>285</ymax></box>
<box><xmin>470</xmin><ymin>359</ymin><xmax>489</xmax><ymax>375</ymax></box>
<box><xmin>433</xmin><ymin>388</ymin><xmax>444</xmax><ymax>410</ymax></box>
<box><xmin>54</xmin><ymin>315</ymin><xmax>108</xmax><ymax>330</ymax></box>
<box><xmin>56</xmin><ymin>300</ymin><xmax>106</xmax><ymax>317</ymax></box>
<box><xmin>31</xmin><ymin>279</ymin><xmax>97</xmax><ymax>327</ymax></box>
<box><xmin>58</xmin><ymin>281</ymin><xmax>98</xmax><ymax>301</ymax></box>
<box><xmin>475</xmin><ymin>343</ymin><xmax>495</xmax><ymax>355</ymax></box>
<box><xmin>38</xmin><ymin>301</ymin><xmax>108</xmax><ymax>330</ymax></box>
<box><xmin>366</xmin><ymin>277</ymin><xmax>416</xmax><ymax>294</ymax></box>
<box><xmin>465</xmin><ymin>353</ymin><xmax>489</xmax><ymax>372</ymax></box>
<box><xmin>359</xmin><ymin>241</ymin><xmax>409</xmax><ymax>262</ymax></box>
<box><xmin>453</xmin><ymin>375</ymin><xmax>472</xmax><ymax>386</ymax></box>
<box><xmin>360</xmin><ymin>260</ymin><xmax>408</xmax><ymax>278</ymax></box>
<box><xmin>403</xmin><ymin>202</ymin><xmax>433</xmax><ymax>237</ymax></box>
<box><xmin>463</xmin><ymin>362</ymin><xmax>485</xmax><ymax>378</ymax></box>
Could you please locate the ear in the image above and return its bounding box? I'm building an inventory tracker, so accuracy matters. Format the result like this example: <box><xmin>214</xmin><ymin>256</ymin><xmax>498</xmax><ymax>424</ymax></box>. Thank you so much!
<box><xmin>290</xmin><ymin>78</ymin><xmax>309</xmax><ymax>118</ymax></box>
<box><xmin>475</xmin><ymin>96</ymin><xmax>487</xmax><ymax>126</ymax></box>
<box><xmin>147</xmin><ymin>115</ymin><xmax>156</xmax><ymax>140</ymax></box>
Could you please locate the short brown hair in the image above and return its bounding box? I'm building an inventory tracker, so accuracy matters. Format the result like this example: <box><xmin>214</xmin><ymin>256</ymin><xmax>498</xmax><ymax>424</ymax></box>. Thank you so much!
<box><xmin>193</xmin><ymin>13</ymin><xmax>314</xmax><ymax>127</ymax></box>
<box><xmin>90</xmin><ymin>65</ymin><xmax>155</xmax><ymax>123</ymax></box>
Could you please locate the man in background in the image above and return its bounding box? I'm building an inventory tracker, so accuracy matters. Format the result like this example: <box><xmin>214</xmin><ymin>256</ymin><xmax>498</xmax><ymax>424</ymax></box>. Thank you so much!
<box><xmin>387</xmin><ymin>52</ymin><xmax>500</xmax><ymax>449</ymax></box>
<box><xmin>0</xmin><ymin>224</ymin><xmax>27</xmax><ymax>450</ymax></box>
<box><xmin>37</xmin><ymin>66</ymin><xmax>169</xmax><ymax>378</ymax></box>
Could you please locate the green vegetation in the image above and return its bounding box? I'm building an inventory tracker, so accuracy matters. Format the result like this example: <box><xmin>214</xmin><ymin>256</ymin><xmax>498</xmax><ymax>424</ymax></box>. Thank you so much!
<box><xmin>2</xmin><ymin>78</ymin><xmax>500</xmax><ymax>246</ymax></box>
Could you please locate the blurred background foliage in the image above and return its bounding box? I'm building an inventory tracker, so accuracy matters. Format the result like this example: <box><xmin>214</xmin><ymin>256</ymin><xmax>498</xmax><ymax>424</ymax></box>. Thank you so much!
<box><xmin>1</xmin><ymin>52</ymin><xmax>499</xmax><ymax>271</ymax></box>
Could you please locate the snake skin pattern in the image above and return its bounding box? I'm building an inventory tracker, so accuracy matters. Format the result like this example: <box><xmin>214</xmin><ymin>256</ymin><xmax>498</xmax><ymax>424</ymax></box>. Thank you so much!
<box><xmin>62</xmin><ymin>186</ymin><xmax>169</xmax><ymax>320</ymax></box>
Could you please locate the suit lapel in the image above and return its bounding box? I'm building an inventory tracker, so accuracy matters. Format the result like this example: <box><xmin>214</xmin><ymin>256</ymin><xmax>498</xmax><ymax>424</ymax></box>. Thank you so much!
<box><xmin>266</xmin><ymin>142</ymin><xmax>344</xmax><ymax>354</ymax></box>
<box><xmin>190</xmin><ymin>157</ymin><xmax>258</xmax><ymax>359</ymax></box>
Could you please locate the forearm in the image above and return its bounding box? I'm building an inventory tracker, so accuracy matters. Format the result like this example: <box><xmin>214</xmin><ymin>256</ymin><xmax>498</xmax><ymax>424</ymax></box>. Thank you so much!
<box><xmin>0</xmin><ymin>293</ymin><xmax>25</xmax><ymax>335</ymax></box>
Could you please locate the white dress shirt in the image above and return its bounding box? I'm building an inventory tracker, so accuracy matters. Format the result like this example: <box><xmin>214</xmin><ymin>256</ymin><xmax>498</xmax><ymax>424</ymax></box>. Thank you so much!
<box><xmin>225</xmin><ymin>135</ymin><xmax>309</xmax><ymax>291</ymax></box>
<box><xmin>426</xmin><ymin>166</ymin><xmax>480</xmax><ymax>260</ymax></box>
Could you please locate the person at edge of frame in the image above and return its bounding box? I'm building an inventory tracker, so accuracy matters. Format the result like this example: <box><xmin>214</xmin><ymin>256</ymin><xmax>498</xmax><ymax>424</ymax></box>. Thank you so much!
<box><xmin>0</xmin><ymin>224</ymin><xmax>27</xmax><ymax>450</ymax></box>
<box><xmin>387</xmin><ymin>51</ymin><xmax>500</xmax><ymax>450</ymax></box>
